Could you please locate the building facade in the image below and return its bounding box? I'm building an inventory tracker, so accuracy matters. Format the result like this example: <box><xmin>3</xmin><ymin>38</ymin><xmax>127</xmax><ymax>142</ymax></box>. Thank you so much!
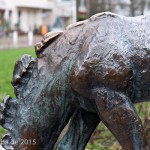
<box><xmin>0</xmin><ymin>0</ymin><xmax>5</xmax><ymax>35</ymax></box>
<box><xmin>2</xmin><ymin>0</ymin><xmax>150</xmax><ymax>34</ymax></box>
<box><xmin>0</xmin><ymin>0</ymin><xmax>73</xmax><ymax>33</ymax></box>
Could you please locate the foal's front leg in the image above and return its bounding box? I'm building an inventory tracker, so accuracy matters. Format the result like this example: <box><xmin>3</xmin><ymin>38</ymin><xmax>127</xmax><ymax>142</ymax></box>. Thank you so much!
<box><xmin>91</xmin><ymin>88</ymin><xmax>149</xmax><ymax>150</ymax></box>
<box><xmin>57</xmin><ymin>108</ymin><xmax>100</xmax><ymax>150</ymax></box>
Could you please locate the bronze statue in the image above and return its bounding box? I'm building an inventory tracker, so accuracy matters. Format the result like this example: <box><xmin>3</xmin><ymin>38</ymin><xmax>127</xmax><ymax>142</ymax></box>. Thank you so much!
<box><xmin>1</xmin><ymin>12</ymin><xmax>150</xmax><ymax>150</ymax></box>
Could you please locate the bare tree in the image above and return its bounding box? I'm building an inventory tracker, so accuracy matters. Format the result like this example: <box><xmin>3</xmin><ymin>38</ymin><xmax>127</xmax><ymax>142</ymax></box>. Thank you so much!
<box><xmin>140</xmin><ymin>0</ymin><xmax>146</xmax><ymax>15</ymax></box>
<box><xmin>130</xmin><ymin>0</ymin><xmax>135</xmax><ymax>16</ymax></box>
<box><xmin>77</xmin><ymin>0</ymin><xmax>147</xmax><ymax>20</ymax></box>
<box><xmin>108</xmin><ymin>0</ymin><xmax>112</xmax><ymax>12</ymax></box>
<box><xmin>130</xmin><ymin>0</ymin><xmax>146</xmax><ymax>16</ymax></box>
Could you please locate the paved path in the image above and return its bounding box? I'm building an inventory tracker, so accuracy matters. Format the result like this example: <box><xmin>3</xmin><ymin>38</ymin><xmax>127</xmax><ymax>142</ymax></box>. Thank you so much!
<box><xmin>0</xmin><ymin>145</ymin><xmax>4</xmax><ymax>150</ymax></box>
<box><xmin>0</xmin><ymin>35</ymin><xmax>42</xmax><ymax>50</ymax></box>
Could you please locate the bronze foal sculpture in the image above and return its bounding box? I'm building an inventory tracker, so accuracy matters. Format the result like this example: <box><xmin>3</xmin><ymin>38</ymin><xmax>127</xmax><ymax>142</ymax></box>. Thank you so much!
<box><xmin>1</xmin><ymin>12</ymin><xmax>150</xmax><ymax>150</ymax></box>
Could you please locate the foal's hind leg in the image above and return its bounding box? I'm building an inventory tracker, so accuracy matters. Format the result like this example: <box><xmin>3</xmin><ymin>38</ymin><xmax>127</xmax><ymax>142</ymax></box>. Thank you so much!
<box><xmin>91</xmin><ymin>88</ymin><xmax>149</xmax><ymax>150</ymax></box>
<box><xmin>57</xmin><ymin>109</ymin><xmax>100</xmax><ymax>150</ymax></box>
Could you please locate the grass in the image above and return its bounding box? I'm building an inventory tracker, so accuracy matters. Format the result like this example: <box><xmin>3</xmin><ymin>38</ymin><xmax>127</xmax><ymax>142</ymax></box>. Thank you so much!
<box><xmin>0</xmin><ymin>48</ymin><xmax>36</xmax><ymax>100</ymax></box>
<box><xmin>0</xmin><ymin>48</ymin><xmax>36</xmax><ymax>137</ymax></box>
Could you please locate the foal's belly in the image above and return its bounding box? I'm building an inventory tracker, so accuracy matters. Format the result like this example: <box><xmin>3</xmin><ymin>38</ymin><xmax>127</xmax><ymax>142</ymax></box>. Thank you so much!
<box><xmin>132</xmin><ymin>57</ymin><xmax>150</xmax><ymax>102</ymax></box>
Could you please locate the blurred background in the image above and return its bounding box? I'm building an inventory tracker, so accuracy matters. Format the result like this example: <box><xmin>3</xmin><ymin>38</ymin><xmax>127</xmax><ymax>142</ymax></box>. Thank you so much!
<box><xmin>0</xmin><ymin>0</ymin><xmax>150</xmax><ymax>48</ymax></box>
<box><xmin>0</xmin><ymin>0</ymin><xmax>150</xmax><ymax>49</ymax></box>
<box><xmin>0</xmin><ymin>0</ymin><xmax>150</xmax><ymax>150</ymax></box>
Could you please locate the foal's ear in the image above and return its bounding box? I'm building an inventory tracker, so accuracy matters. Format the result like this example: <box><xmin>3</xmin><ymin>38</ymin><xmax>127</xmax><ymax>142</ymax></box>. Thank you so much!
<box><xmin>34</xmin><ymin>31</ymin><xmax>63</xmax><ymax>53</ymax></box>
<box><xmin>12</xmin><ymin>54</ymin><xmax>36</xmax><ymax>97</ymax></box>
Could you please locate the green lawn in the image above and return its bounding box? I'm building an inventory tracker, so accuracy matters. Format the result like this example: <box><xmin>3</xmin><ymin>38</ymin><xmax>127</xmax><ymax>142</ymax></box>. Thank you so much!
<box><xmin>0</xmin><ymin>48</ymin><xmax>36</xmax><ymax>100</ymax></box>
<box><xmin>0</xmin><ymin>48</ymin><xmax>36</xmax><ymax>137</ymax></box>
